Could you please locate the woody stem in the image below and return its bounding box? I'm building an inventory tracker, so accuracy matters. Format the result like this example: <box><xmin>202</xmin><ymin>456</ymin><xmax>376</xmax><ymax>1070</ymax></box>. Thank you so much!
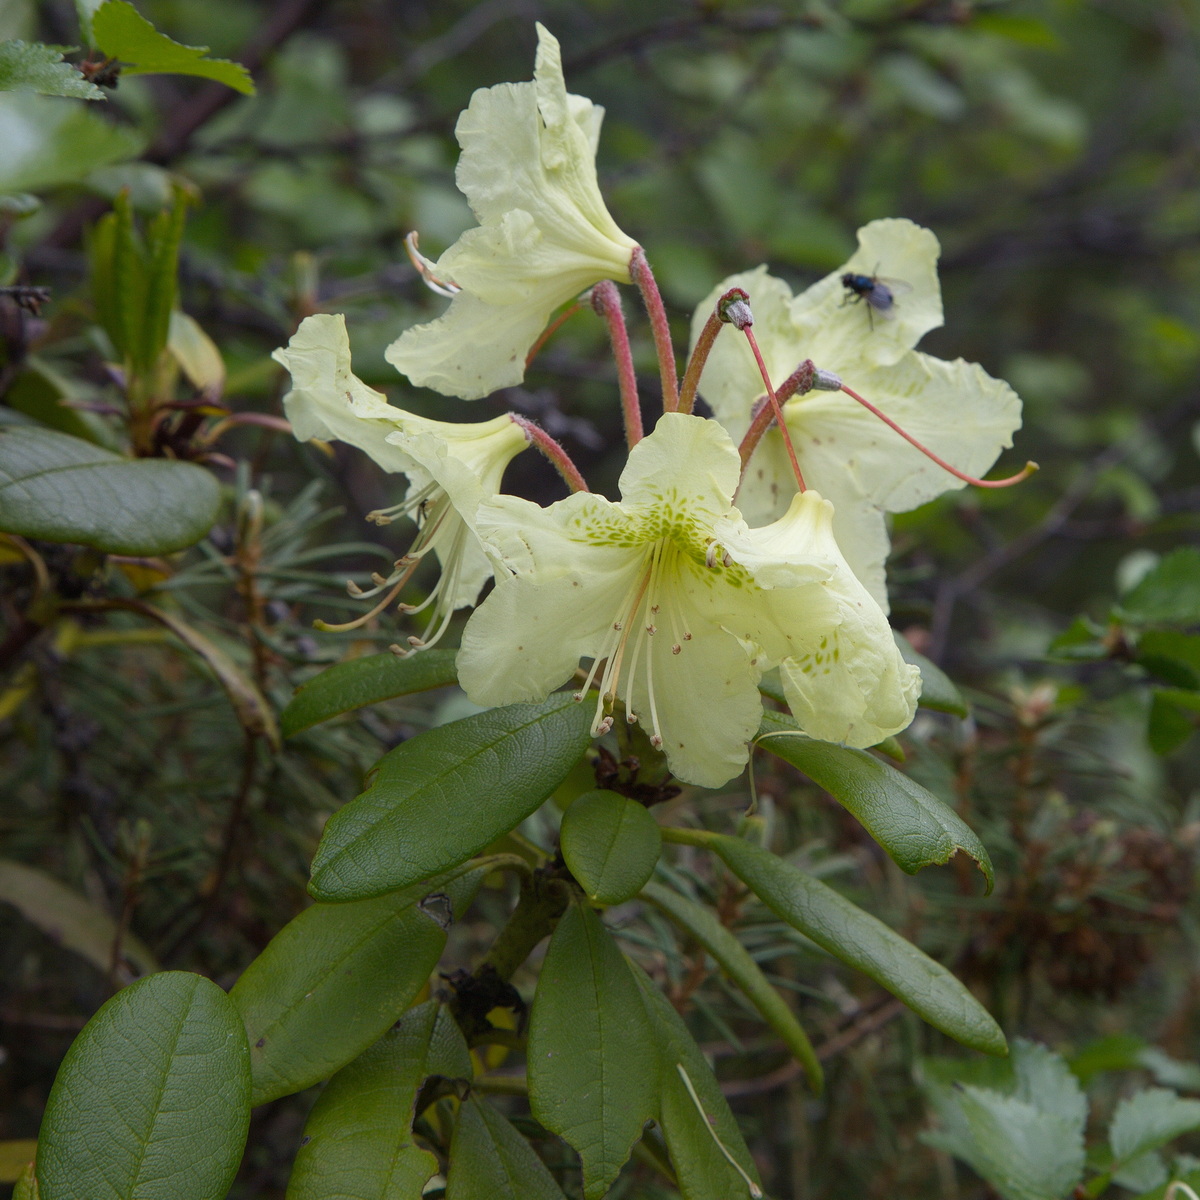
<box><xmin>591</xmin><ymin>281</ymin><xmax>643</xmax><ymax>447</ymax></box>
<box><xmin>630</xmin><ymin>247</ymin><xmax>679</xmax><ymax>414</ymax></box>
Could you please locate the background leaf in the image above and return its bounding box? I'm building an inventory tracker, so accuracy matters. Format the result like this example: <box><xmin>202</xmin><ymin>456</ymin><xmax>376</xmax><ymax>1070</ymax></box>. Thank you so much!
<box><xmin>0</xmin><ymin>858</ymin><xmax>157</xmax><ymax>976</ymax></box>
<box><xmin>36</xmin><ymin>971</ymin><xmax>251</xmax><ymax>1200</ymax></box>
<box><xmin>1110</xmin><ymin>1088</ymin><xmax>1200</xmax><ymax>1168</ymax></box>
<box><xmin>0</xmin><ymin>426</ymin><xmax>220</xmax><ymax>554</ymax></box>
<box><xmin>309</xmin><ymin>693</ymin><xmax>592</xmax><ymax>901</ymax></box>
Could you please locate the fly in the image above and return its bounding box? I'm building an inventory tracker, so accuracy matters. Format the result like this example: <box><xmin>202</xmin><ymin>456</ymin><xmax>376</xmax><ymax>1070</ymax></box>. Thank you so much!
<box><xmin>840</xmin><ymin>270</ymin><xmax>912</xmax><ymax>329</ymax></box>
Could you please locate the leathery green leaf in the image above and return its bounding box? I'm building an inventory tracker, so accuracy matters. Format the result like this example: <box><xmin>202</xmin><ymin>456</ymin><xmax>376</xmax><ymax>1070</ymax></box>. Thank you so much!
<box><xmin>674</xmin><ymin>830</ymin><xmax>1006</xmax><ymax>1056</ymax></box>
<box><xmin>894</xmin><ymin>631</ymin><xmax>968</xmax><ymax>716</ymax></box>
<box><xmin>280</xmin><ymin>648</ymin><xmax>458</xmax><ymax>738</ymax></box>
<box><xmin>37</xmin><ymin>971</ymin><xmax>251</xmax><ymax>1200</ymax></box>
<box><xmin>631</xmin><ymin>965</ymin><xmax>763</xmax><ymax>1200</ymax></box>
<box><xmin>641</xmin><ymin>881</ymin><xmax>821</xmax><ymax>1094</ymax></box>
<box><xmin>528</xmin><ymin>901</ymin><xmax>657</xmax><ymax>1200</ymax></box>
<box><xmin>560</xmin><ymin>790</ymin><xmax>662</xmax><ymax>904</ymax></box>
<box><xmin>309</xmin><ymin>693</ymin><xmax>592</xmax><ymax>902</ymax></box>
<box><xmin>0</xmin><ymin>426</ymin><xmax>220</xmax><ymax>555</ymax></box>
<box><xmin>756</xmin><ymin>723</ymin><xmax>993</xmax><ymax>892</ymax></box>
<box><xmin>287</xmin><ymin>1001</ymin><xmax>472</xmax><ymax>1200</ymax></box>
<box><xmin>231</xmin><ymin>868</ymin><xmax>480</xmax><ymax>1106</ymax></box>
<box><xmin>447</xmin><ymin>1097</ymin><xmax>567</xmax><ymax>1200</ymax></box>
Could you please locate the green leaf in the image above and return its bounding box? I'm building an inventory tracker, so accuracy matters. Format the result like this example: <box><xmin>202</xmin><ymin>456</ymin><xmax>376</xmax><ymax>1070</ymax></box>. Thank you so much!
<box><xmin>1122</xmin><ymin>548</ymin><xmax>1200</xmax><ymax>625</ymax></box>
<box><xmin>641</xmin><ymin>880</ymin><xmax>821</xmax><ymax>1095</ymax></box>
<box><xmin>447</xmin><ymin>1097</ymin><xmax>568</xmax><ymax>1200</ymax></box>
<box><xmin>37</xmin><ymin>971</ymin><xmax>251</xmax><ymax>1200</ymax></box>
<box><xmin>288</xmin><ymin>1001</ymin><xmax>472</xmax><ymax>1200</ymax></box>
<box><xmin>528</xmin><ymin>901</ymin><xmax>658</xmax><ymax>1200</ymax></box>
<box><xmin>230</xmin><ymin>871</ymin><xmax>477</xmax><ymax>1106</ymax></box>
<box><xmin>92</xmin><ymin>1</ymin><xmax>254</xmax><ymax>93</ymax></box>
<box><xmin>167</xmin><ymin>310</ymin><xmax>225</xmax><ymax>394</ymax></box>
<box><xmin>755</xmin><ymin>722</ymin><xmax>993</xmax><ymax>892</ymax></box>
<box><xmin>0</xmin><ymin>426</ymin><xmax>220</xmax><ymax>555</ymax></box>
<box><xmin>0</xmin><ymin>858</ymin><xmax>158</xmax><ymax>976</ymax></box>
<box><xmin>1137</xmin><ymin>629</ymin><xmax>1200</xmax><ymax>689</ymax></box>
<box><xmin>4</xmin><ymin>356</ymin><xmax>120</xmax><ymax>448</ymax></box>
<box><xmin>13</xmin><ymin>1161</ymin><xmax>40</xmax><ymax>1200</ymax></box>
<box><xmin>1135</xmin><ymin>1167</ymin><xmax>1200</xmax><ymax>1200</ymax></box>
<box><xmin>309</xmin><ymin>693</ymin><xmax>593</xmax><ymax>902</ymax></box>
<box><xmin>894</xmin><ymin>631</ymin><xmax>968</xmax><ymax>716</ymax></box>
<box><xmin>921</xmin><ymin>1041</ymin><xmax>1086</xmax><ymax>1200</ymax></box>
<box><xmin>1110</xmin><ymin>1089</ymin><xmax>1200</xmax><ymax>1169</ymax></box>
<box><xmin>140</xmin><ymin>188</ymin><xmax>188</xmax><ymax>373</ymax></box>
<box><xmin>630</xmin><ymin>964</ymin><xmax>763</xmax><ymax>1200</ymax></box>
<box><xmin>1148</xmin><ymin>689</ymin><xmax>1200</xmax><ymax>755</ymax></box>
<box><xmin>560</xmin><ymin>790</ymin><xmax>662</xmax><ymax>905</ymax></box>
<box><xmin>0</xmin><ymin>41</ymin><xmax>102</xmax><ymax>99</ymax></box>
<box><xmin>0</xmin><ymin>92</ymin><xmax>141</xmax><ymax>193</ymax></box>
<box><xmin>684</xmin><ymin>831</ymin><xmax>1006</xmax><ymax>1055</ymax></box>
<box><xmin>280</xmin><ymin>649</ymin><xmax>458</xmax><ymax>738</ymax></box>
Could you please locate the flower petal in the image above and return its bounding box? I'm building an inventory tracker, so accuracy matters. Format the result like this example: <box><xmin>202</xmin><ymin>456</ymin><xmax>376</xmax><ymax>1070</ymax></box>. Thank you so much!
<box><xmin>272</xmin><ymin>313</ymin><xmax>417</xmax><ymax>473</ymax></box>
<box><xmin>721</xmin><ymin>492</ymin><xmax>920</xmax><ymax>746</ymax></box>
<box><xmin>790</xmin><ymin>218</ymin><xmax>943</xmax><ymax>369</ymax></box>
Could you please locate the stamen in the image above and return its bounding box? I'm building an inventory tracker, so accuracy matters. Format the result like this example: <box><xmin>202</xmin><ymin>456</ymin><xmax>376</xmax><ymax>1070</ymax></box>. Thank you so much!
<box><xmin>404</xmin><ymin>231</ymin><xmax>461</xmax><ymax>297</ymax></box>
<box><xmin>838</xmin><ymin>382</ymin><xmax>1038</xmax><ymax>489</ymax></box>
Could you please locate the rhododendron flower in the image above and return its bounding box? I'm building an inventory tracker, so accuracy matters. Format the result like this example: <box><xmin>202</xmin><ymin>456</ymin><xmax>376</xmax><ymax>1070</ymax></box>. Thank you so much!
<box><xmin>387</xmin><ymin>23</ymin><xmax>639</xmax><ymax>400</ymax></box>
<box><xmin>273</xmin><ymin>313</ymin><xmax>528</xmax><ymax>646</ymax></box>
<box><xmin>457</xmin><ymin>413</ymin><xmax>919</xmax><ymax>787</ymax></box>
<box><xmin>690</xmin><ymin>218</ymin><xmax>1022</xmax><ymax>608</ymax></box>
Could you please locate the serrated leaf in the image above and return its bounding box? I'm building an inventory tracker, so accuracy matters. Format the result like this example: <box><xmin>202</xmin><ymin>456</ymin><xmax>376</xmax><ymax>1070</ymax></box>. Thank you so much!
<box><xmin>1111</xmin><ymin>1089</ymin><xmax>1200</xmax><ymax>1169</ymax></box>
<box><xmin>280</xmin><ymin>649</ymin><xmax>458</xmax><ymax>738</ymax></box>
<box><xmin>231</xmin><ymin>870</ymin><xmax>478</xmax><ymax>1106</ymax></box>
<box><xmin>0</xmin><ymin>858</ymin><xmax>157</xmax><ymax>976</ymax></box>
<box><xmin>691</xmin><ymin>831</ymin><xmax>1005</xmax><ymax>1055</ymax></box>
<box><xmin>309</xmin><ymin>693</ymin><xmax>592</xmax><ymax>902</ymax></box>
<box><xmin>1135</xmin><ymin>1167</ymin><xmax>1200</xmax><ymax>1200</ymax></box>
<box><xmin>287</xmin><ymin>1001</ymin><xmax>471</xmax><ymax>1200</ymax></box>
<box><xmin>561</xmin><ymin>790</ymin><xmax>662</xmax><ymax>905</ymax></box>
<box><xmin>894</xmin><ymin>631</ymin><xmax>968</xmax><ymax>716</ymax></box>
<box><xmin>92</xmin><ymin>1</ymin><xmax>254</xmax><ymax>93</ymax></box>
<box><xmin>0</xmin><ymin>92</ymin><xmax>140</xmax><ymax>193</ymax></box>
<box><xmin>756</xmin><ymin>719</ymin><xmax>993</xmax><ymax>892</ymax></box>
<box><xmin>0</xmin><ymin>41</ymin><xmax>102</xmax><ymax>99</ymax></box>
<box><xmin>0</xmin><ymin>426</ymin><xmax>219</xmax><ymax>554</ymax></box>
<box><xmin>630</xmin><ymin>964</ymin><xmax>763</xmax><ymax>1200</ymax></box>
<box><xmin>641</xmin><ymin>881</ymin><xmax>821</xmax><ymax>1095</ymax></box>
<box><xmin>921</xmin><ymin>1041</ymin><xmax>1085</xmax><ymax>1200</ymax></box>
<box><xmin>1122</xmin><ymin>548</ymin><xmax>1200</xmax><ymax>625</ymax></box>
<box><xmin>447</xmin><ymin>1097</ymin><xmax>568</xmax><ymax>1200</ymax></box>
<box><xmin>528</xmin><ymin>901</ymin><xmax>657</xmax><ymax>1200</ymax></box>
<box><xmin>37</xmin><ymin>971</ymin><xmax>251</xmax><ymax>1200</ymax></box>
<box><xmin>924</xmin><ymin>1087</ymin><xmax>1084</xmax><ymax>1200</ymax></box>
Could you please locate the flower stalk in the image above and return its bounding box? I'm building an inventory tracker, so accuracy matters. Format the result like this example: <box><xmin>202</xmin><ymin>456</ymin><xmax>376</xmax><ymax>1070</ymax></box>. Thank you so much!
<box><xmin>631</xmin><ymin>247</ymin><xmax>679</xmax><ymax>413</ymax></box>
<box><xmin>591</xmin><ymin>281</ymin><xmax>643</xmax><ymax>447</ymax></box>
<box><xmin>511</xmin><ymin>414</ymin><xmax>589</xmax><ymax>494</ymax></box>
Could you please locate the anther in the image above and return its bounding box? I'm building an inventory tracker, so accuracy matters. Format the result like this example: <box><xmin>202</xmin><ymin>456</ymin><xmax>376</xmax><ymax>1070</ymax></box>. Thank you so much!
<box><xmin>613</xmin><ymin>620</ymin><xmax>623</xmax><ymax>630</ymax></box>
<box><xmin>650</xmin><ymin>734</ymin><xmax>663</xmax><ymax>749</ymax></box>
<box><xmin>646</xmin><ymin>624</ymin><xmax>657</xmax><ymax>635</ymax></box>
<box><xmin>705</xmin><ymin>544</ymin><xmax>718</xmax><ymax>568</ymax></box>
<box><xmin>346</xmin><ymin>580</ymin><xmax>364</xmax><ymax>596</ymax></box>
<box><xmin>627</xmin><ymin>712</ymin><xmax>639</xmax><ymax>724</ymax></box>
<box><xmin>371</xmin><ymin>572</ymin><xmax>388</xmax><ymax>587</ymax></box>
<box><xmin>672</xmin><ymin>643</ymin><xmax>682</xmax><ymax>655</ymax></box>
<box><xmin>597</xmin><ymin>716</ymin><xmax>614</xmax><ymax>735</ymax></box>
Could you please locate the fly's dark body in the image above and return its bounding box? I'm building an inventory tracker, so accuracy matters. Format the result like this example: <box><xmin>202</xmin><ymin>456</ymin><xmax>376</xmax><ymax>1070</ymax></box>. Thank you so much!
<box><xmin>841</xmin><ymin>272</ymin><xmax>895</xmax><ymax>314</ymax></box>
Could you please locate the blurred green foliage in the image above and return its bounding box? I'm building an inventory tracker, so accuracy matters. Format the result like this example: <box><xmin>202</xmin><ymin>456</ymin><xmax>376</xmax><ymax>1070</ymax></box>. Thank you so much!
<box><xmin>3</xmin><ymin>0</ymin><xmax>1200</xmax><ymax>1196</ymax></box>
